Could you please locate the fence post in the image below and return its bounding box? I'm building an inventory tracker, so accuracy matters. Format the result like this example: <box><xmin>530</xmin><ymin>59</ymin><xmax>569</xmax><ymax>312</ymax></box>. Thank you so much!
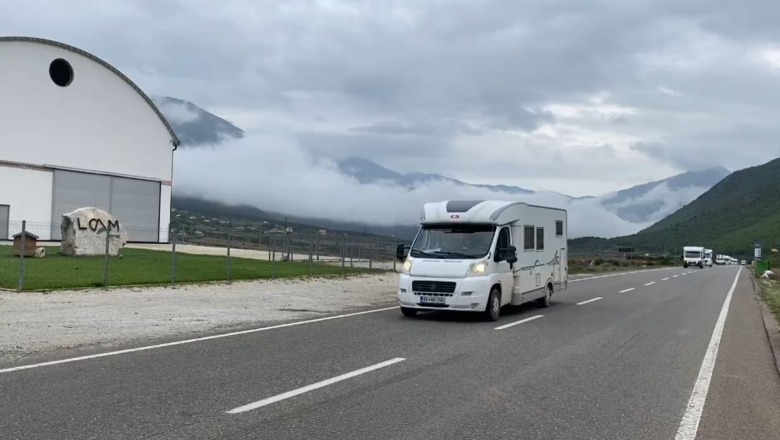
<box><xmin>227</xmin><ymin>234</ymin><xmax>232</xmax><ymax>283</ymax></box>
<box><xmin>308</xmin><ymin>235</ymin><xmax>314</xmax><ymax>277</ymax></box>
<box><xmin>17</xmin><ymin>220</ymin><xmax>26</xmax><ymax>292</ymax></box>
<box><xmin>103</xmin><ymin>221</ymin><xmax>112</xmax><ymax>289</ymax></box>
<box><xmin>315</xmin><ymin>233</ymin><xmax>320</xmax><ymax>261</ymax></box>
<box><xmin>349</xmin><ymin>236</ymin><xmax>354</xmax><ymax>268</ymax></box>
<box><xmin>171</xmin><ymin>227</ymin><xmax>177</xmax><ymax>285</ymax></box>
<box><xmin>271</xmin><ymin>236</ymin><xmax>277</xmax><ymax>279</ymax></box>
<box><xmin>341</xmin><ymin>234</ymin><xmax>346</xmax><ymax>278</ymax></box>
<box><xmin>393</xmin><ymin>236</ymin><xmax>397</xmax><ymax>272</ymax></box>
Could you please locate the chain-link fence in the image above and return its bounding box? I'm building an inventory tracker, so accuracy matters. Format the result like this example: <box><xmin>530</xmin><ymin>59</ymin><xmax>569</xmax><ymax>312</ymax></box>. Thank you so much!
<box><xmin>0</xmin><ymin>220</ymin><xmax>406</xmax><ymax>292</ymax></box>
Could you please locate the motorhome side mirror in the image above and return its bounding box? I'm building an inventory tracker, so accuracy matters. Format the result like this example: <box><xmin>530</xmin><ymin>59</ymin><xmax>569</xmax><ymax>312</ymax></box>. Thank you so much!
<box><xmin>396</xmin><ymin>243</ymin><xmax>408</xmax><ymax>261</ymax></box>
<box><xmin>498</xmin><ymin>246</ymin><xmax>517</xmax><ymax>264</ymax></box>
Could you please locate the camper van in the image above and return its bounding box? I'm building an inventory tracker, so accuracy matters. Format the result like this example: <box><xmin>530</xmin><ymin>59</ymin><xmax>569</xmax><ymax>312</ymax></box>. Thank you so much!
<box><xmin>683</xmin><ymin>246</ymin><xmax>706</xmax><ymax>268</ymax></box>
<box><xmin>396</xmin><ymin>200</ymin><xmax>568</xmax><ymax>321</ymax></box>
<box><xmin>704</xmin><ymin>249</ymin><xmax>713</xmax><ymax>267</ymax></box>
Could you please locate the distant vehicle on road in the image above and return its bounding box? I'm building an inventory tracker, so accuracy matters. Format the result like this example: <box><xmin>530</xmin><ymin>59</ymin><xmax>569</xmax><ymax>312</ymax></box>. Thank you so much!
<box><xmin>741</xmin><ymin>260</ymin><xmax>747</xmax><ymax>265</ymax></box>
<box><xmin>396</xmin><ymin>200</ymin><xmax>568</xmax><ymax>321</ymax></box>
<box><xmin>683</xmin><ymin>246</ymin><xmax>706</xmax><ymax>269</ymax></box>
<box><xmin>715</xmin><ymin>254</ymin><xmax>727</xmax><ymax>265</ymax></box>
<box><xmin>704</xmin><ymin>248</ymin><xmax>714</xmax><ymax>267</ymax></box>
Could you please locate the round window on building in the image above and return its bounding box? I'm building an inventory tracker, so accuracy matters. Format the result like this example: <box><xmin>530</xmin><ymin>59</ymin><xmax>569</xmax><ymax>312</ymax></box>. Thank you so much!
<box><xmin>49</xmin><ymin>58</ymin><xmax>74</xmax><ymax>87</ymax></box>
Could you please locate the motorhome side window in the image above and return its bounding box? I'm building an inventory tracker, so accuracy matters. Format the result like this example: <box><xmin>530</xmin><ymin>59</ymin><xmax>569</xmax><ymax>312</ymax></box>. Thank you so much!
<box><xmin>555</xmin><ymin>220</ymin><xmax>563</xmax><ymax>237</ymax></box>
<box><xmin>496</xmin><ymin>227</ymin><xmax>510</xmax><ymax>251</ymax></box>
<box><xmin>536</xmin><ymin>227</ymin><xmax>544</xmax><ymax>250</ymax></box>
<box><xmin>523</xmin><ymin>225</ymin><xmax>535</xmax><ymax>251</ymax></box>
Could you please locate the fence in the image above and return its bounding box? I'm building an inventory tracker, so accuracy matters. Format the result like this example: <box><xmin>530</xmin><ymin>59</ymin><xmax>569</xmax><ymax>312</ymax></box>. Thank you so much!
<box><xmin>0</xmin><ymin>220</ymin><xmax>406</xmax><ymax>292</ymax></box>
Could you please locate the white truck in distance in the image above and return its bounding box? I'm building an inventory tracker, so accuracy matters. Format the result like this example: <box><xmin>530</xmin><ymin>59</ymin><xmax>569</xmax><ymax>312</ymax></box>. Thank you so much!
<box><xmin>396</xmin><ymin>200</ymin><xmax>568</xmax><ymax>321</ymax></box>
<box><xmin>704</xmin><ymin>249</ymin><xmax>714</xmax><ymax>267</ymax></box>
<box><xmin>683</xmin><ymin>246</ymin><xmax>706</xmax><ymax>269</ymax></box>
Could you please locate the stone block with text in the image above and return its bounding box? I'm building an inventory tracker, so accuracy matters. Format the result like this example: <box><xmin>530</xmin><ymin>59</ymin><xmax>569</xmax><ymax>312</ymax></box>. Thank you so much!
<box><xmin>60</xmin><ymin>207</ymin><xmax>129</xmax><ymax>256</ymax></box>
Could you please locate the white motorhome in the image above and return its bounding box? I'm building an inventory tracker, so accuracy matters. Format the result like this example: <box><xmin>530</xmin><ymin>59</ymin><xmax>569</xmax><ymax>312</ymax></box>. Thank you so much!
<box><xmin>396</xmin><ymin>200</ymin><xmax>568</xmax><ymax>321</ymax></box>
<box><xmin>704</xmin><ymin>249</ymin><xmax>713</xmax><ymax>267</ymax></box>
<box><xmin>683</xmin><ymin>246</ymin><xmax>706</xmax><ymax>269</ymax></box>
<box><xmin>715</xmin><ymin>254</ymin><xmax>727</xmax><ymax>265</ymax></box>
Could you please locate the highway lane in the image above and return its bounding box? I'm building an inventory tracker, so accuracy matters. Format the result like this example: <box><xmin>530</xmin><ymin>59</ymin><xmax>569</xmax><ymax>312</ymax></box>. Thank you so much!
<box><xmin>0</xmin><ymin>265</ymin><xmax>752</xmax><ymax>439</ymax></box>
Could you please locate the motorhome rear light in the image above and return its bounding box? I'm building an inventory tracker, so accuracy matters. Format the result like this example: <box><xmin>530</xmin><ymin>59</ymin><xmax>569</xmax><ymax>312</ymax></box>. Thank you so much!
<box><xmin>450</xmin><ymin>214</ymin><xmax>460</xmax><ymax>219</ymax></box>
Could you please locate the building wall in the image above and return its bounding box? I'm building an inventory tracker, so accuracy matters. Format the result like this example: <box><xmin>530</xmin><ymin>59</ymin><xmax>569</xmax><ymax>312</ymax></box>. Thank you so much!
<box><xmin>0</xmin><ymin>39</ymin><xmax>177</xmax><ymax>242</ymax></box>
<box><xmin>0</xmin><ymin>166</ymin><xmax>53</xmax><ymax>238</ymax></box>
<box><xmin>0</xmin><ymin>41</ymin><xmax>174</xmax><ymax>181</ymax></box>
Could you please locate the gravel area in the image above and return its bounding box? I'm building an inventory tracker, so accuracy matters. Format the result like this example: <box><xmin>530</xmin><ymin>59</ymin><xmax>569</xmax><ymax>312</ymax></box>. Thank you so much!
<box><xmin>0</xmin><ymin>274</ymin><xmax>398</xmax><ymax>363</ymax></box>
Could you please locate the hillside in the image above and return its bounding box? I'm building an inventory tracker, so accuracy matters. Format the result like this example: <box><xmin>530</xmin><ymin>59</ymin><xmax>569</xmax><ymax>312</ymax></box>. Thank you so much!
<box><xmin>153</xmin><ymin>96</ymin><xmax>244</xmax><ymax>146</ymax></box>
<box><xmin>171</xmin><ymin>195</ymin><xmax>419</xmax><ymax>240</ymax></box>
<box><xmin>573</xmin><ymin>157</ymin><xmax>780</xmax><ymax>256</ymax></box>
<box><xmin>598</xmin><ymin>167</ymin><xmax>730</xmax><ymax>223</ymax></box>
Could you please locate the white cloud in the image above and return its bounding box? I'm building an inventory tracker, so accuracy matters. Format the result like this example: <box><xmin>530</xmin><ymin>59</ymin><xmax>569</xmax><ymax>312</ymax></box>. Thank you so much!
<box><xmin>155</xmin><ymin>100</ymin><xmax>200</xmax><ymax>124</ymax></box>
<box><xmin>174</xmin><ymin>131</ymin><xmax>655</xmax><ymax>238</ymax></box>
<box><xmin>599</xmin><ymin>181</ymin><xmax>710</xmax><ymax>224</ymax></box>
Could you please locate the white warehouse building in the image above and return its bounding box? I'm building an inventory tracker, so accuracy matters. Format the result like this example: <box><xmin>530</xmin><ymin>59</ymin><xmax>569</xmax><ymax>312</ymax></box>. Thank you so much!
<box><xmin>0</xmin><ymin>36</ymin><xmax>180</xmax><ymax>243</ymax></box>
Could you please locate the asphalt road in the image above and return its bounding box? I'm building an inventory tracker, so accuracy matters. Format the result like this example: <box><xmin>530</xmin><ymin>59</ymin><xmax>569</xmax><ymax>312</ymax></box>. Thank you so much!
<box><xmin>1</xmin><ymin>265</ymin><xmax>778</xmax><ymax>440</ymax></box>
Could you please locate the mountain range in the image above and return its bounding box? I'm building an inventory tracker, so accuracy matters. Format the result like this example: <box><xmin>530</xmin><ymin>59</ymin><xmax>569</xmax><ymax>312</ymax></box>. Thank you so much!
<box><xmin>336</xmin><ymin>156</ymin><xmax>730</xmax><ymax>225</ymax></box>
<box><xmin>572</xmin><ymin>156</ymin><xmax>780</xmax><ymax>257</ymax></box>
<box><xmin>156</xmin><ymin>97</ymin><xmax>732</xmax><ymax>238</ymax></box>
<box><xmin>152</xmin><ymin>96</ymin><xmax>244</xmax><ymax>147</ymax></box>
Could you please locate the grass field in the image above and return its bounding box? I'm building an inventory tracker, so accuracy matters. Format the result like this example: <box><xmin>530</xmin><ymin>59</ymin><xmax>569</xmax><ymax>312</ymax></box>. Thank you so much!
<box><xmin>0</xmin><ymin>245</ymin><xmax>382</xmax><ymax>291</ymax></box>
<box><xmin>757</xmin><ymin>278</ymin><xmax>780</xmax><ymax>323</ymax></box>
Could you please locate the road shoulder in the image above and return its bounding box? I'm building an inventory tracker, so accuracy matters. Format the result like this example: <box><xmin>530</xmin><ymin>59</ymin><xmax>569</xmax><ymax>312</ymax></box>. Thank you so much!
<box><xmin>695</xmin><ymin>270</ymin><xmax>780</xmax><ymax>440</ymax></box>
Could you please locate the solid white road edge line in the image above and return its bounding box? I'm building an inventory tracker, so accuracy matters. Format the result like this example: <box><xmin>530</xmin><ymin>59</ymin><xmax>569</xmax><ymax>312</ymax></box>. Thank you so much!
<box><xmin>0</xmin><ymin>306</ymin><xmax>400</xmax><ymax>375</ymax></box>
<box><xmin>673</xmin><ymin>266</ymin><xmax>742</xmax><ymax>440</ymax></box>
<box><xmin>576</xmin><ymin>297</ymin><xmax>602</xmax><ymax>306</ymax></box>
<box><xmin>226</xmin><ymin>357</ymin><xmax>406</xmax><ymax>414</ymax></box>
<box><xmin>645</xmin><ymin>282</ymin><xmax>656</xmax><ymax>286</ymax></box>
<box><xmin>494</xmin><ymin>314</ymin><xmax>544</xmax><ymax>330</ymax></box>
<box><xmin>619</xmin><ymin>288</ymin><xmax>635</xmax><ymax>293</ymax></box>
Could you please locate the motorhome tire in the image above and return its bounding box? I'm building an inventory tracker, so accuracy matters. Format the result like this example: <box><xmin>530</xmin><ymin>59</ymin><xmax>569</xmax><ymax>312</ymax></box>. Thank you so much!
<box><xmin>484</xmin><ymin>288</ymin><xmax>501</xmax><ymax>322</ymax></box>
<box><xmin>537</xmin><ymin>284</ymin><xmax>552</xmax><ymax>308</ymax></box>
<box><xmin>400</xmin><ymin>307</ymin><xmax>417</xmax><ymax>317</ymax></box>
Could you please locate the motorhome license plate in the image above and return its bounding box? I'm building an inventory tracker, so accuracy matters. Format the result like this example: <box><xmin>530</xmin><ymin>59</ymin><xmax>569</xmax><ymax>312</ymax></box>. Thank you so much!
<box><xmin>419</xmin><ymin>296</ymin><xmax>445</xmax><ymax>304</ymax></box>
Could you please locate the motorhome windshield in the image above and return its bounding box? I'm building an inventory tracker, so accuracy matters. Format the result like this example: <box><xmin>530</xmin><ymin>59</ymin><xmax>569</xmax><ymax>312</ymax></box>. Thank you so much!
<box><xmin>685</xmin><ymin>251</ymin><xmax>702</xmax><ymax>258</ymax></box>
<box><xmin>410</xmin><ymin>224</ymin><xmax>496</xmax><ymax>259</ymax></box>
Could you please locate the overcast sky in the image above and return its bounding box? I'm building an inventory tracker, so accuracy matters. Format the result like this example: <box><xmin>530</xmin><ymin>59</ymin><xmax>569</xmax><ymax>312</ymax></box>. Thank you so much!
<box><xmin>4</xmin><ymin>0</ymin><xmax>780</xmax><ymax>196</ymax></box>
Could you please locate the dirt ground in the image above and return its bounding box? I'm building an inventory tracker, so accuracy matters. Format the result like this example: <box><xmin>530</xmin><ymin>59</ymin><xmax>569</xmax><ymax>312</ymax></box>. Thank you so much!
<box><xmin>0</xmin><ymin>274</ymin><xmax>398</xmax><ymax>363</ymax></box>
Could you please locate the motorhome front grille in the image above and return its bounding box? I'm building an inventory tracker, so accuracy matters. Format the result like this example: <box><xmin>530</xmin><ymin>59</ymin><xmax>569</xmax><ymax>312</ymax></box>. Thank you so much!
<box><xmin>412</xmin><ymin>281</ymin><xmax>456</xmax><ymax>294</ymax></box>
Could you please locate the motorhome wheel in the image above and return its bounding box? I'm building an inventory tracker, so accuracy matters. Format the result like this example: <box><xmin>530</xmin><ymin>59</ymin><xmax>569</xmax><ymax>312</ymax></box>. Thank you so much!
<box><xmin>537</xmin><ymin>284</ymin><xmax>552</xmax><ymax>308</ymax></box>
<box><xmin>484</xmin><ymin>288</ymin><xmax>501</xmax><ymax>322</ymax></box>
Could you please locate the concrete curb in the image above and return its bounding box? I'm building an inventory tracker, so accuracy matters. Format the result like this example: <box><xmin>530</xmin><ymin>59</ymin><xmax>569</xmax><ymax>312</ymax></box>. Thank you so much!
<box><xmin>750</xmin><ymin>273</ymin><xmax>780</xmax><ymax>377</ymax></box>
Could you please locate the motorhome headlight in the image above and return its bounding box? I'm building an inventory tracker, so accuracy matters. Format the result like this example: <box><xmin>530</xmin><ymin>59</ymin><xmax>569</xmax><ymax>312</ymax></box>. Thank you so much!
<box><xmin>467</xmin><ymin>260</ymin><xmax>488</xmax><ymax>276</ymax></box>
<box><xmin>401</xmin><ymin>259</ymin><xmax>413</xmax><ymax>274</ymax></box>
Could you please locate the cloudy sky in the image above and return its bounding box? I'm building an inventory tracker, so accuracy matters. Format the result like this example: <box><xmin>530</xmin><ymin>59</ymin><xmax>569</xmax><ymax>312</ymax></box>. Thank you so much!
<box><xmin>3</xmin><ymin>0</ymin><xmax>779</xmax><ymax>235</ymax></box>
